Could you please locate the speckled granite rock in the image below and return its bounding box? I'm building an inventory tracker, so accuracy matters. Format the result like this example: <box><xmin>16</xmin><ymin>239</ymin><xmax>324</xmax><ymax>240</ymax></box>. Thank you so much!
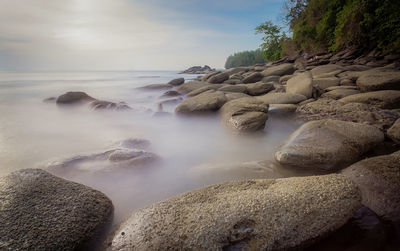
<box><xmin>0</xmin><ymin>169</ymin><xmax>113</xmax><ymax>251</ymax></box>
<box><xmin>275</xmin><ymin>119</ymin><xmax>384</xmax><ymax>170</ymax></box>
<box><xmin>111</xmin><ymin>174</ymin><xmax>360</xmax><ymax>250</ymax></box>
<box><xmin>341</xmin><ymin>150</ymin><xmax>400</xmax><ymax>219</ymax></box>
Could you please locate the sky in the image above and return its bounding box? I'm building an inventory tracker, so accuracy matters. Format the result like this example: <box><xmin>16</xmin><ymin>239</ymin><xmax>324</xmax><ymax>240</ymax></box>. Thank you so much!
<box><xmin>0</xmin><ymin>0</ymin><xmax>286</xmax><ymax>71</ymax></box>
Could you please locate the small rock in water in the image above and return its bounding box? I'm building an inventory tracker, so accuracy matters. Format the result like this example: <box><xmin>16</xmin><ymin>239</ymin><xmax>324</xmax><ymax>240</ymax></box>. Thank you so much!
<box><xmin>56</xmin><ymin>91</ymin><xmax>95</xmax><ymax>105</ymax></box>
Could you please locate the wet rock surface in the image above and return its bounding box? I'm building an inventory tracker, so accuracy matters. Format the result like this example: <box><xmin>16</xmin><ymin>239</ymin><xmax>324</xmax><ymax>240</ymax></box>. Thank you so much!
<box><xmin>0</xmin><ymin>169</ymin><xmax>113</xmax><ymax>251</ymax></box>
<box><xmin>175</xmin><ymin>91</ymin><xmax>228</xmax><ymax>115</ymax></box>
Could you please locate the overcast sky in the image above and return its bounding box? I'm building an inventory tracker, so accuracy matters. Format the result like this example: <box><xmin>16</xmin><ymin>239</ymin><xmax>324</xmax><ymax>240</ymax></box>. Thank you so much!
<box><xmin>0</xmin><ymin>0</ymin><xmax>285</xmax><ymax>71</ymax></box>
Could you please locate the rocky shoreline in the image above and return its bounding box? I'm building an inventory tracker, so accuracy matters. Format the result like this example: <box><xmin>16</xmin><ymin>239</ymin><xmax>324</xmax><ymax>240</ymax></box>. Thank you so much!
<box><xmin>1</xmin><ymin>49</ymin><xmax>400</xmax><ymax>250</ymax></box>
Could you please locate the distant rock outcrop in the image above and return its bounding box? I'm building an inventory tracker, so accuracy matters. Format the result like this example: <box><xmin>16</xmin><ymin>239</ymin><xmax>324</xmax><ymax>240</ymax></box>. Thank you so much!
<box><xmin>180</xmin><ymin>65</ymin><xmax>215</xmax><ymax>74</ymax></box>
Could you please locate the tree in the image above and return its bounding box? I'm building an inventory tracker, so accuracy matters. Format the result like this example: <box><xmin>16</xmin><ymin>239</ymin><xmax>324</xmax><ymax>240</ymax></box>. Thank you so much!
<box><xmin>255</xmin><ymin>21</ymin><xmax>285</xmax><ymax>61</ymax></box>
<box><xmin>225</xmin><ymin>49</ymin><xmax>266</xmax><ymax>69</ymax></box>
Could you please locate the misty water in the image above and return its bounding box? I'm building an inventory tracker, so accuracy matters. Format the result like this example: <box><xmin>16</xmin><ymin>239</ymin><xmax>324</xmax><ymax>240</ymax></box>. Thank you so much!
<box><xmin>0</xmin><ymin>71</ymin><xmax>314</xmax><ymax>225</ymax></box>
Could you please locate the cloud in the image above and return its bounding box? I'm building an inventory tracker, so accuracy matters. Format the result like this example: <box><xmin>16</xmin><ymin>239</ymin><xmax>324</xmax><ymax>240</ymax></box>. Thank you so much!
<box><xmin>0</xmin><ymin>0</ymin><xmax>284</xmax><ymax>70</ymax></box>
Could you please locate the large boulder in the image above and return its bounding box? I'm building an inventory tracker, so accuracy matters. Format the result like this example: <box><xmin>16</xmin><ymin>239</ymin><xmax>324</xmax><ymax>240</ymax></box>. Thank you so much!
<box><xmin>342</xmin><ymin>150</ymin><xmax>400</xmax><ymax>219</ymax></box>
<box><xmin>257</xmin><ymin>92</ymin><xmax>307</xmax><ymax>104</ymax></box>
<box><xmin>56</xmin><ymin>91</ymin><xmax>95</xmax><ymax>104</ymax></box>
<box><xmin>311</xmin><ymin>64</ymin><xmax>344</xmax><ymax>78</ymax></box>
<box><xmin>220</xmin><ymin>97</ymin><xmax>269</xmax><ymax>132</ymax></box>
<box><xmin>339</xmin><ymin>90</ymin><xmax>400</xmax><ymax>109</ymax></box>
<box><xmin>261</xmin><ymin>63</ymin><xmax>295</xmax><ymax>77</ymax></box>
<box><xmin>175</xmin><ymin>91</ymin><xmax>227</xmax><ymax>115</ymax></box>
<box><xmin>0</xmin><ymin>169</ymin><xmax>113</xmax><ymax>250</ymax></box>
<box><xmin>246</xmin><ymin>82</ymin><xmax>274</xmax><ymax>96</ymax></box>
<box><xmin>312</xmin><ymin>77</ymin><xmax>340</xmax><ymax>90</ymax></box>
<box><xmin>286</xmin><ymin>72</ymin><xmax>313</xmax><ymax>98</ymax></box>
<box><xmin>186</xmin><ymin>84</ymin><xmax>224</xmax><ymax>97</ymax></box>
<box><xmin>242</xmin><ymin>72</ymin><xmax>264</xmax><ymax>84</ymax></box>
<box><xmin>208</xmin><ymin>72</ymin><xmax>229</xmax><ymax>84</ymax></box>
<box><xmin>296</xmin><ymin>98</ymin><xmax>400</xmax><ymax>130</ymax></box>
<box><xmin>357</xmin><ymin>70</ymin><xmax>400</xmax><ymax>92</ymax></box>
<box><xmin>388</xmin><ymin>118</ymin><xmax>400</xmax><ymax>143</ymax></box>
<box><xmin>275</xmin><ymin>119</ymin><xmax>384</xmax><ymax>170</ymax></box>
<box><xmin>167</xmin><ymin>78</ymin><xmax>185</xmax><ymax>86</ymax></box>
<box><xmin>111</xmin><ymin>174</ymin><xmax>361</xmax><ymax>250</ymax></box>
<box><xmin>218</xmin><ymin>84</ymin><xmax>247</xmax><ymax>93</ymax></box>
<box><xmin>176</xmin><ymin>81</ymin><xmax>206</xmax><ymax>94</ymax></box>
<box><xmin>321</xmin><ymin>89</ymin><xmax>360</xmax><ymax>99</ymax></box>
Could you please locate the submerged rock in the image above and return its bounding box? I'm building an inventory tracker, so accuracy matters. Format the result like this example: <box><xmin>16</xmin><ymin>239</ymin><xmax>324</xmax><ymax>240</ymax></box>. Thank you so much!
<box><xmin>0</xmin><ymin>169</ymin><xmax>113</xmax><ymax>251</ymax></box>
<box><xmin>220</xmin><ymin>97</ymin><xmax>269</xmax><ymax>132</ymax></box>
<box><xmin>90</xmin><ymin>100</ymin><xmax>131</xmax><ymax>110</ymax></box>
<box><xmin>167</xmin><ymin>78</ymin><xmax>185</xmax><ymax>86</ymax></box>
<box><xmin>175</xmin><ymin>91</ymin><xmax>227</xmax><ymax>115</ymax></box>
<box><xmin>56</xmin><ymin>91</ymin><xmax>95</xmax><ymax>104</ymax></box>
<box><xmin>341</xmin><ymin>150</ymin><xmax>400</xmax><ymax>219</ymax></box>
<box><xmin>275</xmin><ymin>119</ymin><xmax>384</xmax><ymax>170</ymax></box>
<box><xmin>111</xmin><ymin>174</ymin><xmax>360</xmax><ymax>250</ymax></box>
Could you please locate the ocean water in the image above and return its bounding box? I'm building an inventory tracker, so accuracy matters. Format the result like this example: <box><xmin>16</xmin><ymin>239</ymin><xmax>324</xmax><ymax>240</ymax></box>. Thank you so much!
<box><xmin>0</xmin><ymin>70</ymin><xmax>308</xmax><ymax>224</ymax></box>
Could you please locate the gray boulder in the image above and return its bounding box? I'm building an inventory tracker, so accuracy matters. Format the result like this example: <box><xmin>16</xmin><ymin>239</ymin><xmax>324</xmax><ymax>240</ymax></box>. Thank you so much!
<box><xmin>242</xmin><ymin>72</ymin><xmax>264</xmax><ymax>84</ymax></box>
<box><xmin>56</xmin><ymin>91</ymin><xmax>95</xmax><ymax>104</ymax></box>
<box><xmin>357</xmin><ymin>70</ymin><xmax>400</xmax><ymax>91</ymax></box>
<box><xmin>111</xmin><ymin>174</ymin><xmax>360</xmax><ymax>250</ymax></box>
<box><xmin>275</xmin><ymin>119</ymin><xmax>384</xmax><ymax>170</ymax></box>
<box><xmin>388</xmin><ymin>118</ymin><xmax>400</xmax><ymax>143</ymax></box>
<box><xmin>321</xmin><ymin>89</ymin><xmax>360</xmax><ymax>99</ymax></box>
<box><xmin>311</xmin><ymin>64</ymin><xmax>344</xmax><ymax>78</ymax></box>
<box><xmin>286</xmin><ymin>71</ymin><xmax>313</xmax><ymax>98</ymax></box>
<box><xmin>176</xmin><ymin>81</ymin><xmax>206</xmax><ymax>94</ymax></box>
<box><xmin>0</xmin><ymin>169</ymin><xmax>113</xmax><ymax>251</ymax></box>
<box><xmin>262</xmin><ymin>75</ymin><xmax>280</xmax><ymax>83</ymax></box>
<box><xmin>342</xmin><ymin>150</ymin><xmax>400</xmax><ymax>219</ymax></box>
<box><xmin>224</xmin><ymin>92</ymin><xmax>251</xmax><ymax>101</ymax></box>
<box><xmin>269</xmin><ymin>104</ymin><xmax>297</xmax><ymax>114</ymax></box>
<box><xmin>312</xmin><ymin>77</ymin><xmax>340</xmax><ymax>90</ymax></box>
<box><xmin>261</xmin><ymin>63</ymin><xmax>295</xmax><ymax>77</ymax></box>
<box><xmin>167</xmin><ymin>78</ymin><xmax>185</xmax><ymax>86</ymax></box>
<box><xmin>175</xmin><ymin>91</ymin><xmax>227</xmax><ymax>115</ymax></box>
<box><xmin>246</xmin><ymin>82</ymin><xmax>274</xmax><ymax>96</ymax></box>
<box><xmin>208</xmin><ymin>72</ymin><xmax>229</xmax><ymax>84</ymax></box>
<box><xmin>160</xmin><ymin>90</ymin><xmax>180</xmax><ymax>98</ymax></box>
<box><xmin>186</xmin><ymin>84</ymin><xmax>224</xmax><ymax>97</ymax></box>
<box><xmin>257</xmin><ymin>93</ymin><xmax>307</xmax><ymax>104</ymax></box>
<box><xmin>339</xmin><ymin>90</ymin><xmax>400</xmax><ymax>109</ymax></box>
<box><xmin>218</xmin><ymin>84</ymin><xmax>247</xmax><ymax>93</ymax></box>
<box><xmin>220</xmin><ymin>97</ymin><xmax>268</xmax><ymax>132</ymax></box>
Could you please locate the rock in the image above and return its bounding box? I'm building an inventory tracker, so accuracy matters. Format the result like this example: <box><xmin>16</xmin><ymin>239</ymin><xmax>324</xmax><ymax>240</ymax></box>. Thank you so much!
<box><xmin>220</xmin><ymin>97</ymin><xmax>268</xmax><ymax>132</ymax></box>
<box><xmin>312</xmin><ymin>77</ymin><xmax>340</xmax><ymax>89</ymax></box>
<box><xmin>201</xmin><ymin>71</ymin><xmax>221</xmax><ymax>81</ymax></box>
<box><xmin>257</xmin><ymin>93</ymin><xmax>307</xmax><ymax>104</ymax></box>
<box><xmin>298</xmin><ymin>98</ymin><xmax>316</xmax><ymax>106</ymax></box>
<box><xmin>341</xmin><ymin>150</ymin><xmax>400</xmax><ymax>219</ymax></box>
<box><xmin>137</xmin><ymin>83</ymin><xmax>172</xmax><ymax>90</ymax></box>
<box><xmin>321</xmin><ymin>89</ymin><xmax>361</xmax><ymax>99</ymax></box>
<box><xmin>388</xmin><ymin>118</ymin><xmax>400</xmax><ymax>143</ymax></box>
<box><xmin>246</xmin><ymin>82</ymin><xmax>274</xmax><ymax>96</ymax></box>
<box><xmin>175</xmin><ymin>91</ymin><xmax>227</xmax><ymax>115</ymax></box>
<box><xmin>296</xmin><ymin>98</ymin><xmax>400</xmax><ymax>130</ymax></box>
<box><xmin>275</xmin><ymin>119</ymin><xmax>384</xmax><ymax>170</ymax></box>
<box><xmin>223</xmin><ymin>79</ymin><xmax>242</xmax><ymax>85</ymax></box>
<box><xmin>343</xmin><ymin>65</ymin><xmax>371</xmax><ymax>72</ymax></box>
<box><xmin>167</xmin><ymin>78</ymin><xmax>185</xmax><ymax>86</ymax></box>
<box><xmin>224</xmin><ymin>92</ymin><xmax>251</xmax><ymax>101</ymax></box>
<box><xmin>186</xmin><ymin>84</ymin><xmax>224</xmax><ymax>97</ymax></box>
<box><xmin>90</xmin><ymin>100</ymin><xmax>131</xmax><ymax>110</ymax></box>
<box><xmin>180</xmin><ymin>65</ymin><xmax>213</xmax><ymax>74</ymax></box>
<box><xmin>218</xmin><ymin>84</ymin><xmax>247</xmax><ymax>93</ymax></box>
<box><xmin>325</xmin><ymin>86</ymin><xmax>358</xmax><ymax>92</ymax></box>
<box><xmin>160</xmin><ymin>90</ymin><xmax>180</xmax><ymax>98</ymax></box>
<box><xmin>339</xmin><ymin>90</ymin><xmax>400</xmax><ymax>109</ymax></box>
<box><xmin>356</xmin><ymin>71</ymin><xmax>400</xmax><ymax>92</ymax></box>
<box><xmin>286</xmin><ymin>72</ymin><xmax>313</xmax><ymax>98</ymax></box>
<box><xmin>43</xmin><ymin>97</ymin><xmax>56</xmax><ymax>103</ymax></box>
<box><xmin>311</xmin><ymin>64</ymin><xmax>344</xmax><ymax>78</ymax></box>
<box><xmin>340</xmin><ymin>78</ymin><xmax>356</xmax><ymax>86</ymax></box>
<box><xmin>242</xmin><ymin>72</ymin><xmax>264</xmax><ymax>84</ymax></box>
<box><xmin>269</xmin><ymin>104</ymin><xmax>297</xmax><ymax>114</ymax></box>
<box><xmin>261</xmin><ymin>75</ymin><xmax>280</xmax><ymax>83</ymax></box>
<box><xmin>225</xmin><ymin>67</ymin><xmax>249</xmax><ymax>76</ymax></box>
<box><xmin>208</xmin><ymin>72</ymin><xmax>229</xmax><ymax>84</ymax></box>
<box><xmin>116</xmin><ymin>138</ymin><xmax>151</xmax><ymax>150</ymax></box>
<box><xmin>261</xmin><ymin>63</ymin><xmax>295</xmax><ymax>77</ymax></box>
<box><xmin>0</xmin><ymin>169</ymin><xmax>113</xmax><ymax>250</ymax></box>
<box><xmin>110</xmin><ymin>174</ymin><xmax>361</xmax><ymax>250</ymax></box>
<box><xmin>157</xmin><ymin>97</ymin><xmax>183</xmax><ymax>108</ymax></box>
<box><xmin>176</xmin><ymin>81</ymin><xmax>206</xmax><ymax>94</ymax></box>
<box><xmin>56</xmin><ymin>91</ymin><xmax>95</xmax><ymax>105</ymax></box>
<box><xmin>279</xmin><ymin>74</ymin><xmax>293</xmax><ymax>84</ymax></box>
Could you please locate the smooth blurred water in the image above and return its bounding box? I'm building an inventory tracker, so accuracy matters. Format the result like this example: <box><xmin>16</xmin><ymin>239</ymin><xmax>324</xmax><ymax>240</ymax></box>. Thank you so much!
<box><xmin>0</xmin><ymin>71</ymin><xmax>307</xmax><ymax>224</ymax></box>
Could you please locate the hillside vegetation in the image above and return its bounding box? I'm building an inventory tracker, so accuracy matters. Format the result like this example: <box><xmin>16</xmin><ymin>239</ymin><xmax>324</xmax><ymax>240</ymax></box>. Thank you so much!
<box><xmin>225</xmin><ymin>49</ymin><xmax>266</xmax><ymax>69</ymax></box>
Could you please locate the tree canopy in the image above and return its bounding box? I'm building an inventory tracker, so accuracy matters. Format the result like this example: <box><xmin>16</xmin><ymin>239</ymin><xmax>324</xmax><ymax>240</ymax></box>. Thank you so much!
<box><xmin>225</xmin><ymin>49</ymin><xmax>266</xmax><ymax>69</ymax></box>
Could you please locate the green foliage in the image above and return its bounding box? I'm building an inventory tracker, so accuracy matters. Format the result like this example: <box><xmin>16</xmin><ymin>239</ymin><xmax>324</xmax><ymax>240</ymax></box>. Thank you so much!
<box><xmin>255</xmin><ymin>21</ymin><xmax>286</xmax><ymax>61</ymax></box>
<box><xmin>225</xmin><ymin>49</ymin><xmax>266</xmax><ymax>69</ymax></box>
<box><xmin>285</xmin><ymin>0</ymin><xmax>400</xmax><ymax>53</ymax></box>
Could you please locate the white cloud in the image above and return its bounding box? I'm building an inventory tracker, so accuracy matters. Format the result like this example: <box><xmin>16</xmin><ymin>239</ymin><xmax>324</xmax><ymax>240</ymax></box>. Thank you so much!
<box><xmin>0</xmin><ymin>0</ymin><xmax>263</xmax><ymax>70</ymax></box>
